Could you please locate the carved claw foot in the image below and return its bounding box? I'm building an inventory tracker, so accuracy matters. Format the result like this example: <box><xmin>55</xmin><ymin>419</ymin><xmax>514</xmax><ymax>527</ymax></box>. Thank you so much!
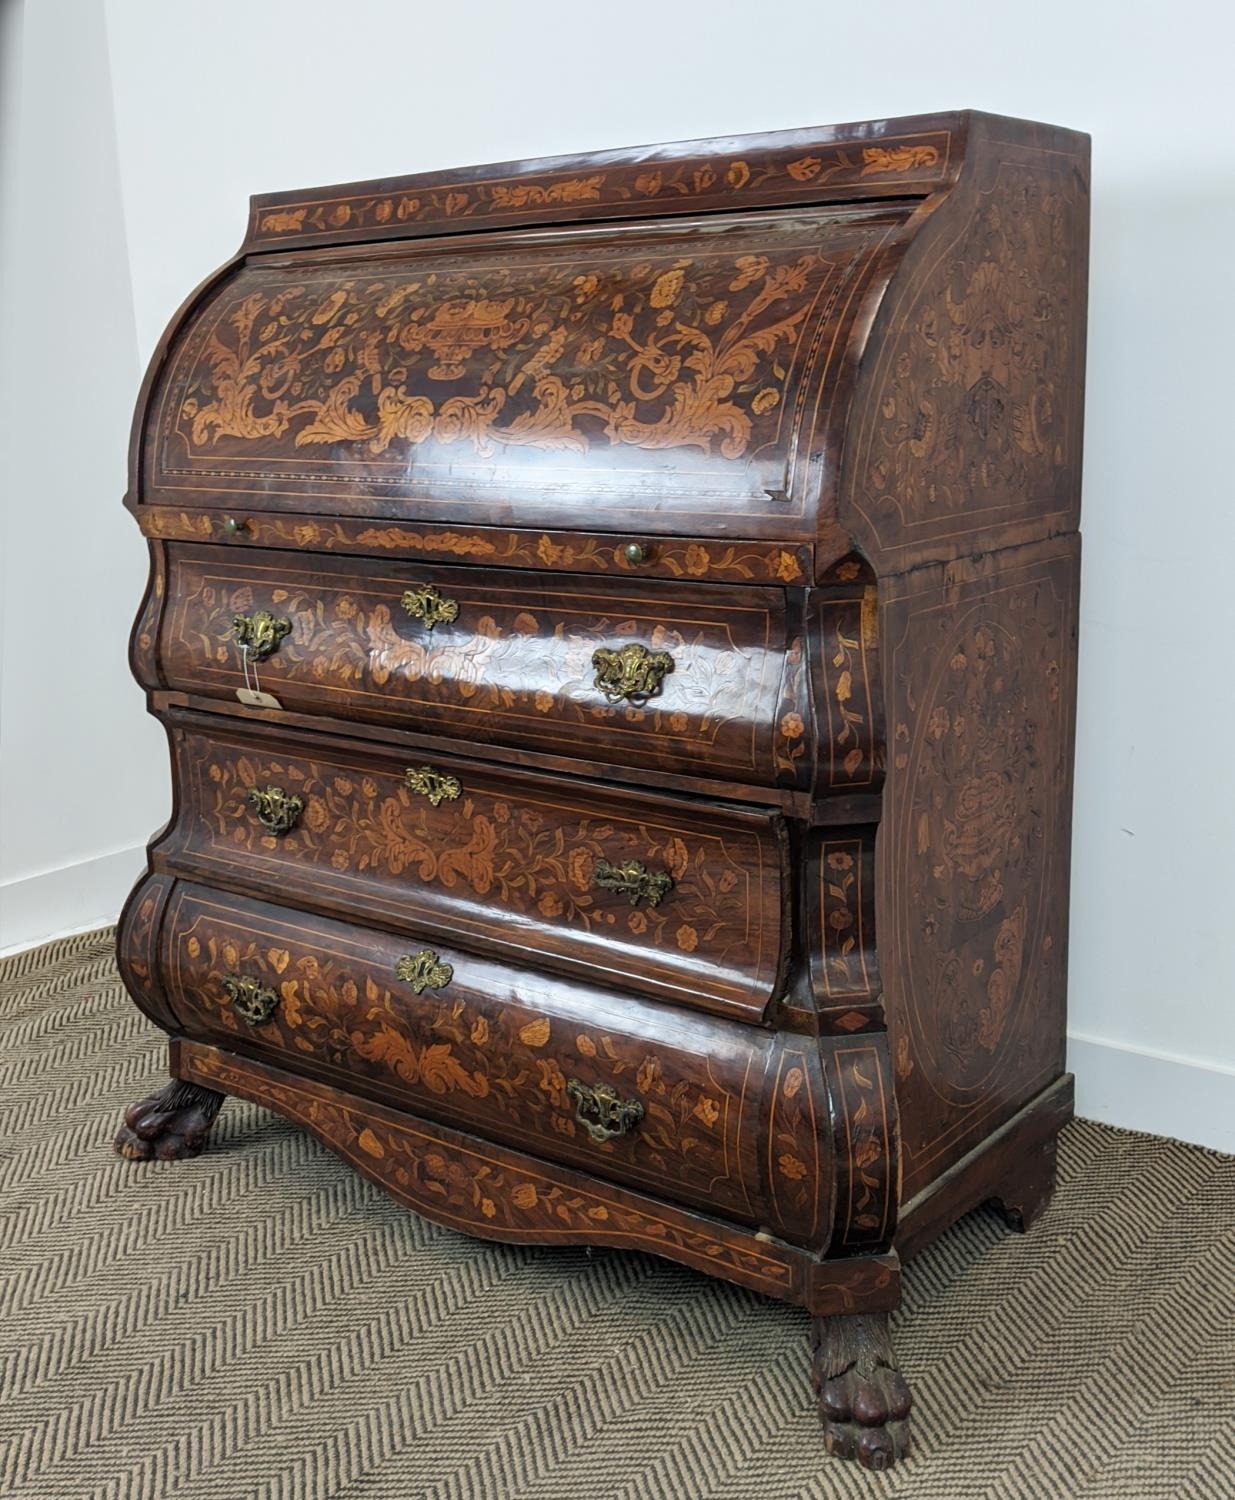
<box><xmin>114</xmin><ymin>1079</ymin><xmax>226</xmax><ymax>1161</ymax></box>
<box><xmin>812</xmin><ymin>1311</ymin><xmax>912</xmax><ymax>1470</ymax></box>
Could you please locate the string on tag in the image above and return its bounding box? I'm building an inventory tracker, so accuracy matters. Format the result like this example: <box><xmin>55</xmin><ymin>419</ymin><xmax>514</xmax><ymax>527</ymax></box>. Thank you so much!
<box><xmin>236</xmin><ymin>628</ymin><xmax>282</xmax><ymax>710</ymax></box>
<box><xmin>239</xmin><ymin>641</ymin><xmax>266</xmax><ymax>699</ymax></box>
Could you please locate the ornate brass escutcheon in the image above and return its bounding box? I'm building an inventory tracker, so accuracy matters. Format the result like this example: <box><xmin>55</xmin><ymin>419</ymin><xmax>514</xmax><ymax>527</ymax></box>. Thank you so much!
<box><xmin>404</xmin><ymin>765</ymin><xmax>462</xmax><ymax>807</ymax></box>
<box><xmin>593</xmin><ymin>858</ymin><xmax>674</xmax><ymax>908</ymax></box>
<box><xmin>233</xmin><ymin>610</ymin><xmax>292</xmax><ymax>661</ymax></box>
<box><xmin>394</xmin><ymin>949</ymin><xmax>454</xmax><ymax>993</ymax></box>
<box><xmin>400</xmin><ymin>583</ymin><xmax>459</xmax><ymax>630</ymax></box>
<box><xmin>591</xmin><ymin>642</ymin><xmax>674</xmax><ymax>704</ymax></box>
<box><xmin>566</xmin><ymin>1078</ymin><xmax>645</xmax><ymax>1143</ymax></box>
<box><xmin>246</xmin><ymin>784</ymin><xmax>304</xmax><ymax>836</ymax></box>
<box><xmin>222</xmin><ymin>973</ymin><xmax>279</xmax><ymax>1026</ymax></box>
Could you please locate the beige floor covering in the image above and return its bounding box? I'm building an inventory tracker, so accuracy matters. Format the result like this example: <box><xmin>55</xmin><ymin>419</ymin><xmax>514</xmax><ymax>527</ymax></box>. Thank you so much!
<box><xmin>2</xmin><ymin>927</ymin><xmax>1233</xmax><ymax>1500</ymax></box>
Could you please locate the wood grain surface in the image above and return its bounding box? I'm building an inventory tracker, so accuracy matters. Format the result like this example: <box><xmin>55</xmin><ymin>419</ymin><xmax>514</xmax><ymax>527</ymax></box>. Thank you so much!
<box><xmin>114</xmin><ymin>111</ymin><xmax>1089</xmax><ymax>1470</ymax></box>
<box><xmin>156</xmin><ymin>709</ymin><xmax>789</xmax><ymax>1021</ymax></box>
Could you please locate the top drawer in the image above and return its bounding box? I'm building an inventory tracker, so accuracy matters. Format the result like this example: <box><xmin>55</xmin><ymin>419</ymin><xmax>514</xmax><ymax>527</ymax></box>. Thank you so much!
<box><xmin>153</xmin><ymin>544</ymin><xmax>802</xmax><ymax>788</ymax></box>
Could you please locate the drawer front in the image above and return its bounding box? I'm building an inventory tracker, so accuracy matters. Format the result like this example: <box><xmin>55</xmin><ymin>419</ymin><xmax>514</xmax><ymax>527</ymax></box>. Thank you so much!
<box><xmin>156</xmin><ymin>544</ymin><xmax>799</xmax><ymax>787</ymax></box>
<box><xmin>163</xmin><ymin>715</ymin><xmax>787</xmax><ymax>1021</ymax></box>
<box><xmin>159</xmin><ymin>882</ymin><xmax>800</xmax><ymax>1229</ymax></box>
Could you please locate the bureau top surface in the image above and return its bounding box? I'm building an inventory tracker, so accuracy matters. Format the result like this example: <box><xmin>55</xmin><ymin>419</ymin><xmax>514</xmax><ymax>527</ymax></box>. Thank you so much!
<box><xmin>241</xmin><ymin>110</ymin><xmax>967</xmax><ymax>250</ymax></box>
<box><xmin>130</xmin><ymin>111</ymin><xmax>1090</xmax><ymax>568</ymax></box>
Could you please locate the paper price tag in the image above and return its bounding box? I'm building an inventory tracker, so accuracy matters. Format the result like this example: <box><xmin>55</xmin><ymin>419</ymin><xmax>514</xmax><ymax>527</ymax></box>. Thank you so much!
<box><xmin>235</xmin><ymin>687</ymin><xmax>283</xmax><ymax>710</ymax></box>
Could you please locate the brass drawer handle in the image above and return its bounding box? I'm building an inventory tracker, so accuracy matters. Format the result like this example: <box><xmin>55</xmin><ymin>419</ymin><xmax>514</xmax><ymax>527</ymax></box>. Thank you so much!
<box><xmin>395</xmin><ymin>949</ymin><xmax>453</xmax><ymax>993</ymax></box>
<box><xmin>593</xmin><ymin>858</ymin><xmax>674</xmax><ymax>908</ymax></box>
<box><xmin>233</xmin><ymin>610</ymin><xmax>291</xmax><ymax>661</ymax></box>
<box><xmin>401</xmin><ymin>584</ymin><xmax>459</xmax><ymax>631</ymax></box>
<box><xmin>222</xmin><ymin>973</ymin><xmax>279</xmax><ymax>1026</ymax></box>
<box><xmin>404</xmin><ymin>765</ymin><xmax>462</xmax><ymax>806</ymax></box>
<box><xmin>566</xmin><ymin>1079</ymin><xmax>645</xmax><ymax>1143</ymax></box>
<box><xmin>591</xmin><ymin>643</ymin><xmax>674</xmax><ymax>704</ymax></box>
<box><xmin>246</xmin><ymin>785</ymin><xmax>304</xmax><ymax>835</ymax></box>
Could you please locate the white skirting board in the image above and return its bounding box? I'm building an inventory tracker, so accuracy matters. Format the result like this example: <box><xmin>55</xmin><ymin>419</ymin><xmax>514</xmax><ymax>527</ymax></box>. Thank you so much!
<box><xmin>1068</xmin><ymin>1032</ymin><xmax>1235</xmax><ymax>1156</ymax></box>
<box><xmin>0</xmin><ymin>845</ymin><xmax>146</xmax><ymax>957</ymax></box>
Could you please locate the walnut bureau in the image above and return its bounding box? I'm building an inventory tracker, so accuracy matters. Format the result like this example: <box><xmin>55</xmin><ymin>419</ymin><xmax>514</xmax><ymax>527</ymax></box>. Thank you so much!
<box><xmin>115</xmin><ymin>110</ymin><xmax>1088</xmax><ymax>1470</ymax></box>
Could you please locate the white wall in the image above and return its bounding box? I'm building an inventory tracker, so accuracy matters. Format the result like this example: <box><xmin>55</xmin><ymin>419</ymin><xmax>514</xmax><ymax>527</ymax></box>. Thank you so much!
<box><xmin>2</xmin><ymin>0</ymin><xmax>1231</xmax><ymax>1149</ymax></box>
<box><xmin>0</xmin><ymin>0</ymin><xmax>161</xmax><ymax>952</ymax></box>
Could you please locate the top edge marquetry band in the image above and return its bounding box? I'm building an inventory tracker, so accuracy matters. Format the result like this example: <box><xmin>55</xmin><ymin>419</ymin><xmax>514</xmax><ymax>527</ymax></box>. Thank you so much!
<box><xmin>245</xmin><ymin>129</ymin><xmax>953</xmax><ymax>248</ymax></box>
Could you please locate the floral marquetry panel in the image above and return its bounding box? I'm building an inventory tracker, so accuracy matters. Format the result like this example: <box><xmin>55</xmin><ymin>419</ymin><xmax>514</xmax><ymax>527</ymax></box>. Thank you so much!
<box><xmin>153</xmin><ymin>545</ymin><xmax>801</xmax><ymax>788</ymax></box>
<box><xmin>143</xmin><ymin>205</ymin><xmax>915</xmax><ymax>538</ymax></box>
<box><xmin>879</xmin><ymin>536</ymin><xmax>1079</xmax><ymax>1198</ymax></box>
<box><xmin>825</xmin><ymin>1039</ymin><xmax>898</xmax><ymax>1251</ymax></box>
<box><xmin>161</xmin><ymin>713</ymin><xmax>789</xmax><ymax>1021</ymax></box>
<box><xmin>137</xmin><ymin>508</ymin><xmax>817</xmax><ymax>587</ymax></box>
<box><xmin>841</xmin><ymin>127</ymin><xmax>1090</xmax><ymax>569</ymax></box>
<box><xmin>156</xmin><ymin>879</ymin><xmax>827</xmax><ymax>1237</ymax></box>
<box><xmin>175</xmin><ymin>1039</ymin><xmax>865</xmax><ymax>1308</ymax></box>
<box><xmin>813</xmin><ymin>586</ymin><xmax>885</xmax><ymax>794</ymax></box>
<box><xmin>806</xmin><ymin>828</ymin><xmax>885</xmax><ymax>1039</ymax></box>
<box><xmin>242</xmin><ymin>120</ymin><xmax>953</xmax><ymax>248</ymax></box>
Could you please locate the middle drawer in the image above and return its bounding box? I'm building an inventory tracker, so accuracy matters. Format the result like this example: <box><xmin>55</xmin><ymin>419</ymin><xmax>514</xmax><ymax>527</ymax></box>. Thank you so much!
<box><xmin>160</xmin><ymin>712</ymin><xmax>789</xmax><ymax>1023</ymax></box>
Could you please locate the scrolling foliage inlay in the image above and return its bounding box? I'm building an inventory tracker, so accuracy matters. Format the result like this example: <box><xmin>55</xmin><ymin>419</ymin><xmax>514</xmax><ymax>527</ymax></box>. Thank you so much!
<box><xmin>171</xmin><ymin>244</ymin><xmax>839</xmax><ymax>468</ymax></box>
<box><xmin>179</xmin><ymin>1046</ymin><xmax>794</xmax><ymax>1295</ymax></box>
<box><xmin>165</xmin><ymin>558</ymin><xmax>779</xmax><ymax>780</ymax></box>
<box><xmin>169</xmin><ymin>906</ymin><xmax>744</xmax><ymax>1207</ymax></box>
<box><xmin>859</xmin><ymin>165</ymin><xmax>1081</xmax><ymax>540</ymax></box>
<box><xmin>832</xmin><ymin>1044</ymin><xmax>895</xmax><ymax>1250</ymax></box>
<box><xmin>192</xmin><ymin>739</ymin><xmax>761</xmax><ymax>971</ymax></box>
<box><xmin>898</xmin><ymin>583</ymin><xmax>1062</xmax><ymax>1088</ymax></box>
<box><xmin>249</xmin><ymin>135</ymin><xmax>947</xmax><ymax>243</ymax></box>
<box><xmin>142</xmin><ymin>508</ymin><xmax>810</xmax><ymax>585</ymax></box>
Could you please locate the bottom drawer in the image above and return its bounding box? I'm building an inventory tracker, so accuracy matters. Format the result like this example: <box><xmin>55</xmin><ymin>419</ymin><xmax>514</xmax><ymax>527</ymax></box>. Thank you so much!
<box><xmin>155</xmin><ymin>880</ymin><xmax>832</xmax><ymax>1242</ymax></box>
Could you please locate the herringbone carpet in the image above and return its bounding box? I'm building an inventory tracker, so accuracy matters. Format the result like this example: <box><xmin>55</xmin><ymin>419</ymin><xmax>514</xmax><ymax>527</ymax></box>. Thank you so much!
<box><xmin>2</xmin><ymin>930</ymin><xmax>1233</xmax><ymax>1500</ymax></box>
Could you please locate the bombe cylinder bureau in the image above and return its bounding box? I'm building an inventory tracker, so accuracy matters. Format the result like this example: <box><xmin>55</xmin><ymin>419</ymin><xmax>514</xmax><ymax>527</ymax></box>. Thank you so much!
<box><xmin>114</xmin><ymin>110</ymin><xmax>1088</xmax><ymax>1470</ymax></box>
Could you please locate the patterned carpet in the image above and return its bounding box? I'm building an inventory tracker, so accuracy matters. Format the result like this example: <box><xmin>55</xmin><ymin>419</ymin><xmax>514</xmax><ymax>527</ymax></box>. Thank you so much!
<box><xmin>2</xmin><ymin>928</ymin><xmax>1233</xmax><ymax>1500</ymax></box>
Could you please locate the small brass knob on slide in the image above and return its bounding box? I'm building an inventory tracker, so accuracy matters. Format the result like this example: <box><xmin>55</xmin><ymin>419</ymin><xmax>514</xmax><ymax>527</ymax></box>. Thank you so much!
<box><xmin>622</xmin><ymin>541</ymin><xmax>647</xmax><ymax>565</ymax></box>
<box><xmin>222</xmin><ymin>516</ymin><xmax>249</xmax><ymax>538</ymax></box>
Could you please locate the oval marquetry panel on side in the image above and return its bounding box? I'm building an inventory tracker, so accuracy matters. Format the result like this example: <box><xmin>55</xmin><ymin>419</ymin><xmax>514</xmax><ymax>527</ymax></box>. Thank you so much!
<box><xmin>881</xmin><ymin>538</ymin><xmax>1079</xmax><ymax>1199</ymax></box>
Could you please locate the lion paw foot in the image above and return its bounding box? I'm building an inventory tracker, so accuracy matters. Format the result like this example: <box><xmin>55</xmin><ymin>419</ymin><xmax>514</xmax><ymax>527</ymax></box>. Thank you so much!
<box><xmin>812</xmin><ymin>1312</ymin><xmax>911</xmax><ymax>1470</ymax></box>
<box><xmin>114</xmin><ymin>1080</ymin><xmax>225</xmax><ymax>1161</ymax></box>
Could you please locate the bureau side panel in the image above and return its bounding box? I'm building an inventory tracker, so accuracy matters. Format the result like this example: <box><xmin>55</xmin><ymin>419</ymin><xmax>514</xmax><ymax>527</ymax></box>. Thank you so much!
<box><xmin>878</xmin><ymin>536</ymin><xmax>1079</xmax><ymax>1199</ymax></box>
<box><xmin>838</xmin><ymin>115</ymin><xmax>1090</xmax><ymax>571</ymax></box>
